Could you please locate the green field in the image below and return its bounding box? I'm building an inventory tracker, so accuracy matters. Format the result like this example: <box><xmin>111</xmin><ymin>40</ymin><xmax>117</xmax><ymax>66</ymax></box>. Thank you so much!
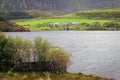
<box><xmin>14</xmin><ymin>18</ymin><xmax>112</xmax><ymax>30</ymax></box>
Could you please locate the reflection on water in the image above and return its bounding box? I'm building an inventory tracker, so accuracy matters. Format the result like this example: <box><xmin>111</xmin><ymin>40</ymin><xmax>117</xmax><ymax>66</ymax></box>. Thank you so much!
<box><xmin>5</xmin><ymin>31</ymin><xmax>120</xmax><ymax>80</ymax></box>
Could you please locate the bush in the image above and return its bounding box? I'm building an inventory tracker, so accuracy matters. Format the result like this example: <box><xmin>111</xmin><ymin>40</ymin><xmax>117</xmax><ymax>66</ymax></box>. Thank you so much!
<box><xmin>34</xmin><ymin>36</ymin><xmax>51</xmax><ymax>63</ymax></box>
<box><xmin>70</xmin><ymin>23</ymin><xmax>90</xmax><ymax>30</ymax></box>
<box><xmin>45</xmin><ymin>46</ymin><xmax>70</xmax><ymax>72</ymax></box>
<box><xmin>103</xmin><ymin>22</ymin><xmax>120</xmax><ymax>30</ymax></box>
<box><xmin>0</xmin><ymin>32</ymin><xmax>7</xmax><ymax>71</ymax></box>
<box><xmin>89</xmin><ymin>22</ymin><xmax>104</xmax><ymax>30</ymax></box>
<box><xmin>0</xmin><ymin>33</ymin><xmax>70</xmax><ymax>72</ymax></box>
<box><xmin>0</xmin><ymin>34</ymin><xmax>32</xmax><ymax>71</ymax></box>
<box><xmin>13</xmin><ymin>36</ymin><xmax>32</xmax><ymax>63</ymax></box>
<box><xmin>70</xmin><ymin>21</ymin><xmax>120</xmax><ymax>30</ymax></box>
<box><xmin>2</xmin><ymin>36</ymin><xmax>15</xmax><ymax>71</ymax></box>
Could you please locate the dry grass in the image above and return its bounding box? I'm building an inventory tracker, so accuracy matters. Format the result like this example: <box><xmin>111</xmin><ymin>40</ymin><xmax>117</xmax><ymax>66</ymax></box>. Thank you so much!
<box><xmin>0</xmin><ymin>71</ymin><xmax>110</xmax><ymax>80</ymax></box>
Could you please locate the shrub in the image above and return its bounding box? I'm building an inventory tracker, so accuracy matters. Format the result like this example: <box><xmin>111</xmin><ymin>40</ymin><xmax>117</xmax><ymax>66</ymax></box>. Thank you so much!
<box><xmin>89</xmin><ymin>22</ymin><xmax>104</xmax><ymax>30</ymax></box>
<box><xmin>0</xmin><ymin>34</ymin><xmax>70</xmax><ymax>72</ymax></box>
<box><xmin>34</xmin><ymin>37</ymin><xmax>70</xmax><ymax>72</ymax></box>
<box><xmin>2</xmin><ymin>36</ymin><xmax>15</xmax><ymax>71</ymax></box>
<box><xmin>70</xmin><ymin>23</ymin><xmax>90</xmax><ymax>30</ymax></box>
<box><xmin>0</xmin><ymin>32</ymin><xmax>7</xmax><ymax>71</ymax></box>
<box><xmin>103</xmin><ymin>22</ymin><xmax>120</xmax><ymax>30</ymax></box>
<box><xmin>0</xmin><ymin>34</ymin><xmax>32</xmax><ymax>71</ymax></box>
<box><xmin>45</xmin><ymin>46</ymin><xmax>70</xmax><ymax>72</ymax></box>
<box><xmin>13</xmin><ymin>36</ymin><xmax>32</xmax><ymax>63</ymax></box>
<box><xmin>70</xmin><ymin>21</ymin><xmax>120</xmax><ymax>30</ymax></box>
<box><xmin>34</xmin><ymin>36</ymin><xmax>51</xmax><ymax>63</ymax></box>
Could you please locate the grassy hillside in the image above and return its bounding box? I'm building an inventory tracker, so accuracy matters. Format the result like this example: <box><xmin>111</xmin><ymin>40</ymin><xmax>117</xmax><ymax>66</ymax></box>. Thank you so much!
<box><xmin>26</xmin><ymin>10</ymin><xmax>54</xmax><ymax>18</ymax></box>
<box><xmin>0</xmin><ymin>17</ymin><xmax>30</xmax><ymax>32</ymax></box>
<box><xmin>11</xmin><ymin>9</ymin><xmax>120</xmax><ymax>31</ymax></box>
<box><xmin>64</xmin><ymin>9</ymin><xmax>120</xmax><ymax>19</ymax></box>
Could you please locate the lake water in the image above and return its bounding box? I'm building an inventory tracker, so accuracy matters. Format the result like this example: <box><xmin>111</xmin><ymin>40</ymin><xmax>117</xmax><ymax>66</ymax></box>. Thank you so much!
<box><xmin>5</xmin><ymin>31</ymin><xmax>120</xmax><ymax>80</ymax></box>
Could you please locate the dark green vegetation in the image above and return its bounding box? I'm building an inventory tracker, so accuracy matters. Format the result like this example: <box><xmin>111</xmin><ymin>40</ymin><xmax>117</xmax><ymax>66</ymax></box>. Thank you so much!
<box><xmin>0</xmin><ymin>0</ymin><xmax>120</xmax><ymax>14</ymax></box>
<box><xmin>0</xmin><ymin>11</ymin><xmax>33</xmax><ymax>20</ymax></box>
<box><xmin>0</xmin><ymin>10</ymin><xmax>53</xmax><ymax>20</ymax></box>
<box><xmin>0</xmin><ymin>72</ymin><xmax>109</xmax><ymax>80</ymax></box>
<box><xmin>70</xmin><ymin>22</ymin><xmax>120</xmax><ymax>30</ymax></box>
<box><xmin>0</xmin><ymin>17</ymin><xmax>30</xmax><ymax>32</ymax></box>
<box><xmin>0</xmin><ymin>32</ymin><xmax>70</xmax><ymax>72</ymax></box>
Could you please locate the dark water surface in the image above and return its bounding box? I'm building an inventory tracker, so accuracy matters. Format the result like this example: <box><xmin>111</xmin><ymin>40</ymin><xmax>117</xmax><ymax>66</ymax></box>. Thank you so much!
<box><xmin>5</xmin><ymin>31</ymin><xmax>120</xmax><ymax>80</ymax></box>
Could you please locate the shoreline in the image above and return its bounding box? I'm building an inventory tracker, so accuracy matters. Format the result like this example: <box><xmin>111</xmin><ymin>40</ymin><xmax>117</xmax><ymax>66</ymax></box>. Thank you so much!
<box><xmin>0</xmin><ymin>71</ymin><xmax>110</xmax><ymax>80</ymax></box>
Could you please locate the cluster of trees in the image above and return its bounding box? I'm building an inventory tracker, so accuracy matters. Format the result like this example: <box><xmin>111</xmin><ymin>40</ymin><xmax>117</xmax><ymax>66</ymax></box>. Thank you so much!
<box><xmin>0</xmin><ymin>10</ymin><xmax>53</xmax><ymax>20</ymax></box>
<box><xmin>75</xmin><ymin>9</ymin><xmax>120</xmax><ymax>19</ymax></box>
<box><xmin>0</xmin><ymin>33</ymin><xmax>70</xmax><ymax>72</ymax></box>
<box><xmin>0</xmin><ymin>11</ymin><xmax>34</xmax><ymax>20</ymax></box>
<box><xmin>70</xmin><ymin>21</ymin><xmax>120</xmax><ymax>30</ymax></box>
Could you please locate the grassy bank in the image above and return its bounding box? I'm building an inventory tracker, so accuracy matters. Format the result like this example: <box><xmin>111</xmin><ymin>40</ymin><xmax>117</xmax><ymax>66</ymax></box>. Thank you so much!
<box><xmin>64</xmin><ymin>9</ymin><xmax>120</xmax><ymax>19</ymax></box>
<box><xmin>0</xmin><ymin>72</ymin><xmax>109</xmax><ymax>80</ymax></box>
<box><xmin>13</xmin><ymin>18</ymin><xmax>112</xmax><ymax>30</ymax></box>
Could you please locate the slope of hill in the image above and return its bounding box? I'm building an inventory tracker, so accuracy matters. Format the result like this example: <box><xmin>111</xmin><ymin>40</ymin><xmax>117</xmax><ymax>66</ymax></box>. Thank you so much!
<box><xmin>26</xmin><ymin>10</ymin><xmax>54</xmax><ymax>18</ymax></box>
<box><xmin>0</xmin><ymin>0</ymin><xmax>120</xmax><ymax>14</ymax></box>
<box><xmin>0</xmin><ymin>17</ymin><xmax>30</xmax><ymax>32</ymax></box>
<box><xmin>63</xmin><ymin>9</ymin><xmax>120</xmax><ymax>19</ymax></box>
